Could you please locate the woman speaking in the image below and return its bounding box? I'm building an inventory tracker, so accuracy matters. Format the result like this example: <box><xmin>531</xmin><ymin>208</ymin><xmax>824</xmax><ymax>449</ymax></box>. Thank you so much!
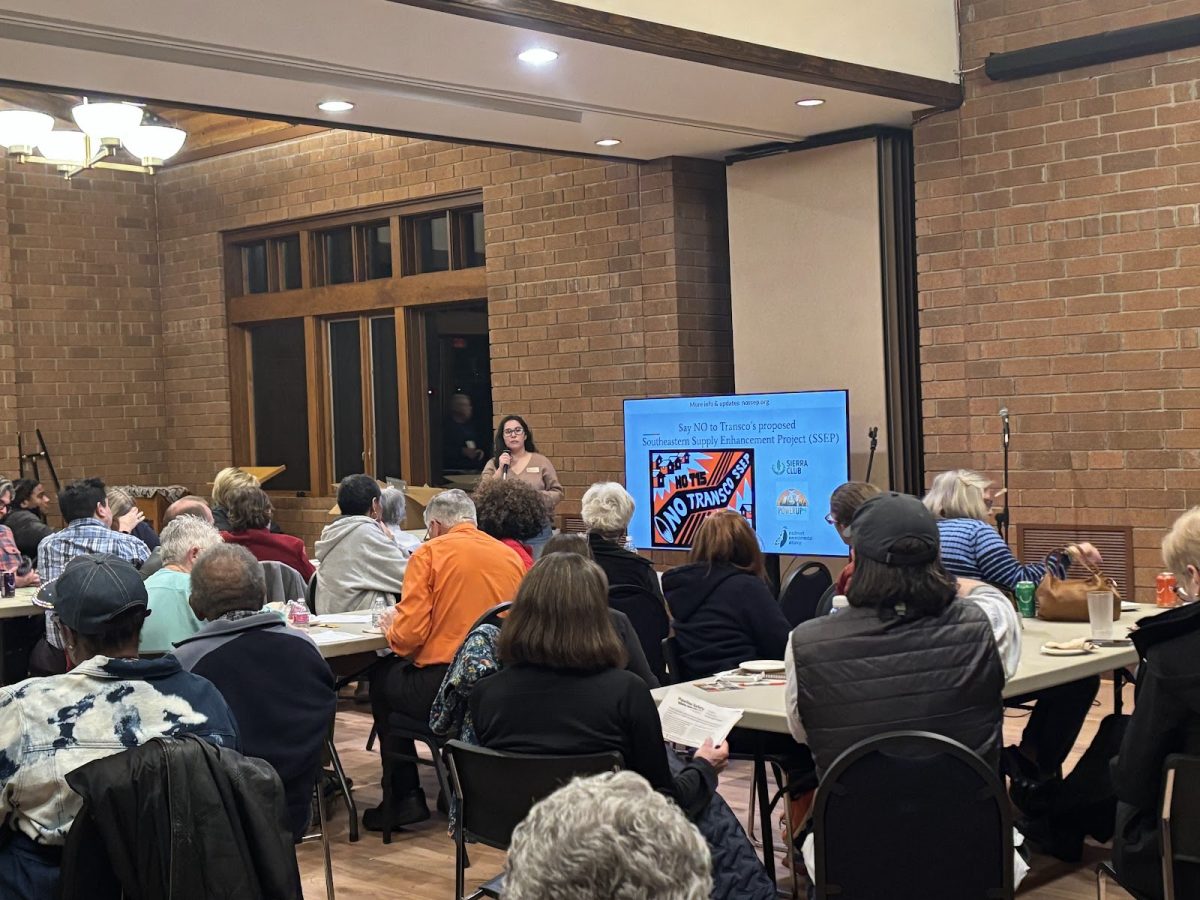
<box><xmin>481</xmin><ymin>414</ymin><xmax>563</xmax><ymax>557</ymax></box>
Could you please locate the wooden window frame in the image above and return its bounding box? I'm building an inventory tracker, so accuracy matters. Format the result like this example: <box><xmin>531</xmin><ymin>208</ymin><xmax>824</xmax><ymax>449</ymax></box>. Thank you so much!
<box><xmin>225</xmin><ymin>191</ymin><xmax>486</xmax><ymax>496</ymax></box>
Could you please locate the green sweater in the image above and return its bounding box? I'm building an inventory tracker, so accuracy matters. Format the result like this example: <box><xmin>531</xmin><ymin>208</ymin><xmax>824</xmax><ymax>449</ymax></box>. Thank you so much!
<box><xmin>139</xmin><ymin>568</ymin><xmax>202</xmax><ymax>654</ymax></box>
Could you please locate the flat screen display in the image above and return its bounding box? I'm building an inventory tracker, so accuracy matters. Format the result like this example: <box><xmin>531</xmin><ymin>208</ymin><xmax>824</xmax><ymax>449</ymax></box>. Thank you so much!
<box><xmin>623</xmin><ymin>390</ymin><xmax>850</xmax><ymax>555</ymax></box>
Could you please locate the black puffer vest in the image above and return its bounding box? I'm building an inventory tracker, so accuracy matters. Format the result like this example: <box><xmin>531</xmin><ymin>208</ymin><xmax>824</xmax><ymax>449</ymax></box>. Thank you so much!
<box><xmin>790</xmin><ymin>600</ymin><xmax>1005</xmax><ymax>777</ymax></box>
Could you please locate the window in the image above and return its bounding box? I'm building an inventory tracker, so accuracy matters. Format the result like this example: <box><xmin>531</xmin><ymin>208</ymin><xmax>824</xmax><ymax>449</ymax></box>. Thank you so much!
<box><xmin>226</xmin><ymin>194</ymin><xmax>486</xmax><ymax>493</ymax></box>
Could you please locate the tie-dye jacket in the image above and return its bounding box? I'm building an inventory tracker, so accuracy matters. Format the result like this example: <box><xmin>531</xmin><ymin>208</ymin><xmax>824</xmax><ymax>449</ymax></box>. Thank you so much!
<box><xmin>0</xmin><ymin>654</ymin><xmax>240</xmax><ymax>845</ymax></box>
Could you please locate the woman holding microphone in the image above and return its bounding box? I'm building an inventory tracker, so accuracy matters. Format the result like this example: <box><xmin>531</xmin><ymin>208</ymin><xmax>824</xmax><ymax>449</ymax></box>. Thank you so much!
<box><xmin>481</xmin><ymin>414</ymin><xmax>563</xmax><ymax>558</ymax></box>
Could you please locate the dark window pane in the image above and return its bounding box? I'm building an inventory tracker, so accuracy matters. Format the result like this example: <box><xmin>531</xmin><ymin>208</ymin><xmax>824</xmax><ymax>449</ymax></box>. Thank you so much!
<box><xmin>323</xmin><ymin>227</ymin><xmax>355</xmax><ymax>284</ymax></box>
<box><xmin>243</xmin><ymin>242</ymin><xmax>268</xmax><ymax>294</ymax></box>
<box><xmin>277</xmin><ymin>235</ymin><xmax>302</xmax><ymax>290</ymax></box>
<box><xmin>412</xmin><ymin>213</ymin><xmax>450</xmax><ymax>273</ymax></box>
<box><xmin>371</xmin><ymin>316</ymin><xmax>401</xmax><ymax>480</ymax></box>
<box><xmin>458</xmin><ymin>208</ymin><xmax>485</xmax><ymax>268</ymax></box>
<box><xmin>250</xmin><ymin>319</ymin><xmax>309</xmax><ymax>491</ymax></box>
<box><xmin>329</xmin><ymin>319</ymin><xmax>364</xmax><ymax>481</ymax></box>
<box><xmin>366</xmin><ymin>223</ymin><xmax>392</xmax><ymax>280</ymax></box>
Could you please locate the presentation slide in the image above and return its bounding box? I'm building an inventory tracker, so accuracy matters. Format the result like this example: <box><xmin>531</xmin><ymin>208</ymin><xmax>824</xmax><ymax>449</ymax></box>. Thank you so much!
<box><xmin>623</xmin><ymin>390</ymin><xmax>850</xmax><ymax>555</ymax></box>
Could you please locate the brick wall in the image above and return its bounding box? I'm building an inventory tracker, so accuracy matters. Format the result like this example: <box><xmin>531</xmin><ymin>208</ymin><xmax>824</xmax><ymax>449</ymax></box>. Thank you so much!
<box><xmin>914</xmin><ymin>0</ymin><xmax>1200</xmax><ymax>593</ymax></box>
<box><xmin>3</xmin><ymin>161</ymin><xmax>165</xmax><ymax>492</ymax></box>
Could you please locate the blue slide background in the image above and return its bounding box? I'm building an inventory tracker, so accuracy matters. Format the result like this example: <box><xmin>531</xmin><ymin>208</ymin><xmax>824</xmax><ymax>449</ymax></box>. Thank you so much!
<box><xmin>623</xmin><ymin>390</ymin><xmax>850</xmax><ymax>555</ymax></box>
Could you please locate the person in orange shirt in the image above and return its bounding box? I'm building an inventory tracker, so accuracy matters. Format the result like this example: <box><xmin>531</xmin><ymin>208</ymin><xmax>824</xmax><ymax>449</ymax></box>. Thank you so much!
<box><xmin>364</xmin><ymin>489</ymin><xmax>525</xmax><ymax>832</ymax></box>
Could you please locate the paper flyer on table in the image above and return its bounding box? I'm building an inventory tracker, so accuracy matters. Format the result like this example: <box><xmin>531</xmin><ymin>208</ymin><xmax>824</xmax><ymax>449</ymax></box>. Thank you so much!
<box><xmin>657</xmin><ymin>688</ymin><xmax>743</xmax><ymax>748</ymax></box>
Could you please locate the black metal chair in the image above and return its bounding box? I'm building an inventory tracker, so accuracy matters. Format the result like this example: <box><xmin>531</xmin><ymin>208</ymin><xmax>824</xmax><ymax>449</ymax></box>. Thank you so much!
<box><xmin>813</xmin><ymin>731</ymin><xmax>1013</xmax><ymax>900</ymax></box>
<box><xmin>444</xmin><ymin>739</ymin><xmax>622</xmax><ymax>900</ymax></box>
<box><xmin>468</xmin><ymin>601</ymin><xmax>512</xmax><ymax>632</ymax></box>
<box><xmin>607</xmin><ymin>583</ymin><xmax>669</xmax><ymax>683</ymax></box>
<box><xmin>1097</xmin><ymin>754</ymin><xmax>1200</xmax><ymax>900</ymax></box>
<box><xmin>779</xmin><ymin>561</ymin><xmax>833</xmax><ymax>627</ymax></box>
<box><xmin>660</xmin><ymin>634</ymin><xmax>683</xmax><ymax>685</ymax></box>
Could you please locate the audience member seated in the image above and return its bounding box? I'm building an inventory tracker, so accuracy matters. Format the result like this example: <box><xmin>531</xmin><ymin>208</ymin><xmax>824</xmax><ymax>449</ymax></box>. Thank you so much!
<box><xmin>470</xmin><ymin>553</ymin><xmax>726</xmax><ymax>821</ymax></box>
<box><xmin>139</xmin><ymin>495</ymin><xmax>215</xmax><ymax>580</ymax></box>
<box><xmin>3</xmin><ymin>479</ymin><xmax>54</xmax><ymax>562</ymax></box>
<box><xmin>36</xmin><ymin>478</ymin><xmax>151</xmax><ymax>669</ymax></box>
<box><xmin>105</xmin><ymin>487</ymin><xmax>161</xmax><ymax>551</ymax></box>
<box><xmin>1110</xmin><ymin>508</ymin><xmax>1200</xmax><ymax>899</ymax></box>
<box><xmin>0</xmin><ymin>480</ymin><xmax>39</xmax><ymax>588</ymax></box>
<box><xmin>219</xmin><ymin>485</ymin><xmax>314</xmax><ymax>581</ymax></box>
<box><xmin>826</xmin><ymin>481</ymin><xmax>882</xmax><ymax>593</ymax></box>
<box><xmin>366</xmin><ymin>489</ymin><xmax>525</xmax><ymax>831</ymax></box>
<box><xmin>473</xmin><ymin>478</ymin><xmax>549</xmax><ymax>570</ymax></box>
<box><xmin>138</xmin><ymin>515</ymin><xmax>224</xmax><ymax>654</ymax></box>
<box><xmin>582</xmin><ymin>482</ymin><xmax>664</xmax><ymax>602</ymax></box>
<box><xmin>210</xmin><ymin>466</ymin><xmax>257</xmax><ymax>532</ymax></box>
<box><xmin>174</xmin><ymin>544</ymin><xmax>337</xmax><ymax>842</ymax></box>
<box><xmin>786</xmin><ymin>492</ymin><xmax>1021</xmax><ymax>877</ymax></box>
<box><xmin>0</xmin><ymin>555</ymin><xmax>238</xmax><ymax>900</ymax></box>
<box><xmin>504</xmin><ymin>771</ymin><xmax>712</xmax><ymax>900</ymax></box>
<box><xmin>315</xmin><ymin>475</ymin><xmax>409</xmax><ymax>614</ymax></box>
<box><xmin>924</xmin><ymin>468</ymin><xmax>1101</xmax><ymax>804</ymax></box>
<box><xmin>379</xmin><ymin>486</ymin><xmax>422</xmax><ymax>554</ymax></box>
<box><xmin>663</xmin><ymin>510</ymin><xmax>791</xmax><ymax>679</ymax></box>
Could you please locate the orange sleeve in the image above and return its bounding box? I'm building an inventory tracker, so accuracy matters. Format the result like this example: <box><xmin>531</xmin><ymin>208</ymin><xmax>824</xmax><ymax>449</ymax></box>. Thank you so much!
<box><xmin>386</xmin><ymin>544</ymin><xmax>433</xmax><ymax>658</ymax></box>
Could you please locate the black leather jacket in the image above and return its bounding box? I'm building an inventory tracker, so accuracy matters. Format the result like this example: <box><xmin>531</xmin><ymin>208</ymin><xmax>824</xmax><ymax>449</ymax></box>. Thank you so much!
<box><xmin>61</xmin><ymin>734</ymin><xmax>300</xmax><ymax>899</ymax></box>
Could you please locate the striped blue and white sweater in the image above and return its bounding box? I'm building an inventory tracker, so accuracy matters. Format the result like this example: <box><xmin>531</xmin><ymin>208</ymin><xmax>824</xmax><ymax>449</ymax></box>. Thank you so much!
<box><xmin>937</xmin><ymin>517</ymin><xmax>1068</xmax><ymax>590</ymax></box>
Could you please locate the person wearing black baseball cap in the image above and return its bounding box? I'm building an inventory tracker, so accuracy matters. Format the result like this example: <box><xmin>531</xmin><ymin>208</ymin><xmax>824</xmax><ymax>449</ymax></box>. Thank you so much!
<box><xmin>0</xmin><ymin>555</ymin><xmax>239</xmax><ymax>899</ymax></box>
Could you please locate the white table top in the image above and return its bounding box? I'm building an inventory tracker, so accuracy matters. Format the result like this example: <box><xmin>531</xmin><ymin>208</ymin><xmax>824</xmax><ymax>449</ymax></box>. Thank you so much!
<box><xmin>305</xmin><ymin>620</ymin><xmax>390</xmax><ymax>659</ymax></box>
<box><xmin>651</xmin><ymin>604</ymin><xmax>1155</xmax><ymax>736</ymax></box>
<box><xmin>0</xmin><ymin>587</ymin><xmax>42</xmax><ymax>620</ymax></box>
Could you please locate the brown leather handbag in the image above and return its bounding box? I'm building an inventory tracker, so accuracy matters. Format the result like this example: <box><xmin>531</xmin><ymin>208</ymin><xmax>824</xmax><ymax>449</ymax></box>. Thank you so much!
<box><xmin>1035</xmin><ymin>550</ymin><xmax>1121</xmax><ymax>622</ymax></box>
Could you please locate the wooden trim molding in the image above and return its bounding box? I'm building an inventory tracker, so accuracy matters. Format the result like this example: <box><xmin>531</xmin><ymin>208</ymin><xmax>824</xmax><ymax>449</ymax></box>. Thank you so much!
<box><xmin>170</xmin><ymin>125</ymin><xmax>329</xmax><ymax>166</ymax></box>
<box><xmin>387</xmin><ymin>0</ymin><xmax>962</xmax><ymax>108</ymax></box>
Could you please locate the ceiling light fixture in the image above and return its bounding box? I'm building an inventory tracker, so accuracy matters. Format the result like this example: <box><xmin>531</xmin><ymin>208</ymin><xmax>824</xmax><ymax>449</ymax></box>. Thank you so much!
<box><xmin>318</xmin><ymin>100</ymin><xmax>355</xmax><ymax>112</ymax></box>
<box><xmin>795</xmin><ymin>98</ymin><xmax>826</xmax><ymax>107</ymax></box>
<box><xmin>0</xmin><ymin>99</ymin><xmax>186</xmax><ymax>179</ymax></box>
<box><xmin>594</xmin><ymin>138</ymin><xmax>622</xmax><ymax>147</ymax></box>
<box><xmin>518</xmin><ymin>48</ymin><xmax>558</xmax><ymax>65</ymax></box>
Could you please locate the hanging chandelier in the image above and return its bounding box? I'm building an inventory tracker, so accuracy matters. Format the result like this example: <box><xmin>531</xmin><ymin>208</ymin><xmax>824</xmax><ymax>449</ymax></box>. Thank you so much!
<box><xmin>0</xmin><ymin>100</ymin><xmax>186</xmax><ymax>179</ymax></box>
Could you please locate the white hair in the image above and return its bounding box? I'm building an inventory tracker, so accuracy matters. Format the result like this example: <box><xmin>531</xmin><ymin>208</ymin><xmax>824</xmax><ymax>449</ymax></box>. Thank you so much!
<box><xmin>923</xmin><ymin>469</ymin><xmax>992</xmax><ymax>522</ymax></box>
<box><xmin>503</xmin><ymin>771</ymin><xmax>711</xmax><ymax>900</ymax></box>
<box><xmin>158</xmin><ymin>514</ymin><xmax>224</xmax><ymax>566</ymax></box>
<box><xmin>581</xmin><ymin>482</ymin><xmax>635</xmax><ymax>537</ymax></box>
<box><xmin>424</xmin><ymin>489</ymin><xmax>476</xmax><ymax>528</ymax></box>
<box><xmin>379</xmin><ymin>486</ymin><xmax>407</xmax><ymax>527</ymax></box>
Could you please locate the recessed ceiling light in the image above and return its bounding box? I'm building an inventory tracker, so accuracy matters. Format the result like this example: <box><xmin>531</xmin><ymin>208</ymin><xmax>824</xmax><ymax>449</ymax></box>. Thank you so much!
<box><xmin>518</xmin><ymin>48</ymin><xmax>558</xmax><ymax>65</ymax></box>
<box><xmin>795</xmin><ymin>98</ymin><xmax>825</xmax><ymax>108</ymax></box>
<box><xmin>318</xmin><ymin>100</ymin><xmax>354</xmax><ymax>113</ymax></box>
<box><xmin>595</xmin><ymin>138</ymin><xmax>621</xmax><ymax>147</ymax></box>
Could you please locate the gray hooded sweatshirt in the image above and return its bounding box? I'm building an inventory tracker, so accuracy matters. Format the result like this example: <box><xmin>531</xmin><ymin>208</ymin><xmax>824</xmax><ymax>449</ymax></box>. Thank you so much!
<box><xmin>313</xmin><ymin>516</ymin><xmax>409</xmax><ymax>614</ymax></box>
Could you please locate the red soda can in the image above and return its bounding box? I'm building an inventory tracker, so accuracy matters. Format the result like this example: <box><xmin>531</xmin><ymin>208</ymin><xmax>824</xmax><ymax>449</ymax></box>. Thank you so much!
<box><xmin>1157</xmin><ymin>572</ymin><xmax>1178</xmax><ymax>608</ymax></box>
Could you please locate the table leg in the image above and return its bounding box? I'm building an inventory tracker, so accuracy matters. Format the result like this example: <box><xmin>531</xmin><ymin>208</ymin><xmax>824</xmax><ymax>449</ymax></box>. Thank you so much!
<box><xmin>754</xmin><ymin>753</ymin><xmax>776</xmax><ymax>884</ymax></box>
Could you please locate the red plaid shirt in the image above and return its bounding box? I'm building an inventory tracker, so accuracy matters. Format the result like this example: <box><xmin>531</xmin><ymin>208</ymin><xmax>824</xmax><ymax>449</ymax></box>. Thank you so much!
<box><xmin>0</xmin><ymin>525</ymin><xmax>23</xmax><ymax>572</ymax></box>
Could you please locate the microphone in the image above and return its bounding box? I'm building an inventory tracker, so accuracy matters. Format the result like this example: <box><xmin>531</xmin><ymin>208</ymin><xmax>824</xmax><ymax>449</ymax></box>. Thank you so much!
<box><xmin>999</xmin><ymin>407</ymin><xmax>1010</xmax><ymax>447</ymax></box>
<box><xmin>501</xmin><ymin>462</ymin><xmax>509</xmax><ymax>480</ymax></box>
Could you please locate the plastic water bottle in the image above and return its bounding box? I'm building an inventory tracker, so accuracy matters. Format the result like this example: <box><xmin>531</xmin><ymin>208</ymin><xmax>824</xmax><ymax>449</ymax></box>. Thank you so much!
<box><xmin>370</xmin><ymin>596</ymin><xmax>388</xmax><ymax>630</ymax></box>
<box><xmin>288</xmin><ymin>598</ymin><xmax>311</xmax><ymax>628</ymax></box>
<box><xmin>830</xmin><ymin>595</ymin><xmax>849</xmax><ymax>615</ymax></box>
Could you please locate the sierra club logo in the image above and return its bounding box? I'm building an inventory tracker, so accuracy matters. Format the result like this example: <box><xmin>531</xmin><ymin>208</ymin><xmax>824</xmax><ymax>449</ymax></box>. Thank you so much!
<box><xmin>773</xmin><ymin>459</ymin><xmax>809</xmax><ymax>476</ymax></box>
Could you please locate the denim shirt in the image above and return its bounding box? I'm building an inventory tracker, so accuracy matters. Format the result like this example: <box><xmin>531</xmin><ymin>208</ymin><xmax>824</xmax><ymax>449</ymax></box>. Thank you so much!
<box><xmin>0</xmin><ymin>655</ymin><xmax>240</xmax><ymax>845</ymax></box>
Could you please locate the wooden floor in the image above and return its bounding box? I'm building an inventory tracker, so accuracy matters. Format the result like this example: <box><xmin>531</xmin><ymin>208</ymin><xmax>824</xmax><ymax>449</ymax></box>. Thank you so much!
<box><xmin>299</xmin><ymin>681</ymin><xmax>1139</xmax><ymax>899</ymax></box>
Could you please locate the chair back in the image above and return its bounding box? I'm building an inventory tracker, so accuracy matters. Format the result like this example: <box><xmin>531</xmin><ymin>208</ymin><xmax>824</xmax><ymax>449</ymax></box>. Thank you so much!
<box><xmin>468</xmin><ymin>601</ymin><xmax>512</xmax><ymax>633</ymax></box>
<box><xmin>444</xmin><ymin>740</ymin><xmax>621</xmax><ymax>851</ymax></box>
<box><xmin>1163</xmin><ymin>754</ymin><xmax>1200</xmax><ymax>898</ymax></box>
<box><xmin>813</xmin><ymin>731</ymin><xmax>1013</xmax><ymax>900</ymax></box>
<box><xmin>306</xmin><ymin>570</ymin><xmax>319</xmax><ymax>609</ymax></box>
<box><xmin>260</xmin><ymin>560</ymin><xmax>307</xmax><ymax>604</ymax></box>
<box><xmin>661</xmin><ymin>635</ymin><xmax>685</xmax><ymax>685</ymax></box>
<box><xmin>779</xmin><ymin>561</ymin><xmax>833</xmax><ymax>627</ymax></box>
<box><xmin>607</xmin><ymin>584</ymin><xmax>669</xmax><ymax>683</ymax></box>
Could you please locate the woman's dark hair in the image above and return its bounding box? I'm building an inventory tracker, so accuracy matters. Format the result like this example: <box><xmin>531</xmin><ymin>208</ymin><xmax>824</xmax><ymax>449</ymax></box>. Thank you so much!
<box><xmin>829</xmin><ymin>481</ymin><xmax>882</xmax><ymax>529</ymax></box>
<box><xmin>337</xmin><ymin>474</ymin><xmax>381</xmax><ymax>518</ymax></box>
<box><xmin>225</xmin><ymin>485</ymin><xmax>274</xmax><ymax>531</ymax></box>
<box><xmin>847</xmin><ymin>537</ymin><xmax>957</xmax><ymax>620</ymax></box>
<box><xmin>542</xmin><ymin>533</ymin><xmax>593</xmax><ymax>559</ymax></box>
<box><xmin>474</xmin><ymin>479</ymin><xmax>549</xmax><ymax>542</ymax></box>
<box><xmin>59</xmin><ymin>477</ymin><xmax>107</xmax><ymax>523</ymax></box>
<box><xmin>71</xmin><ymin>607</ymin><xmax>149</xmax><ymax>659</ymax></box>
<box><xmin>493</xmin><ymin>414</ymin><xmax>538</xmax><ymax>462</ymax></box>
<box><xmin>687</xmin><ymin>510</ymin><xmax>766</xmax><ymax>579</ymax></box>
<box><xmin>11</xmin><ymin>479</ymin><xmax>40</xmax><ymax>512</ymax></box>
<box><xmin>499</xmin><ymin>553</ymin><xmax>626</xmax><ymax>671</ymax></box>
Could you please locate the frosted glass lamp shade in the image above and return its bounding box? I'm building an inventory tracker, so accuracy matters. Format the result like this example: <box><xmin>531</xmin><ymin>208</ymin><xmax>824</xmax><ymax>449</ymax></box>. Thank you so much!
<box><xmin>0</xmin><ymin>109</ymin><xmax>54</xmax><ymax>152</ymax></box>
<box><xmin>37</xmin><ymin>131</ymin><xmax>87</xmax><ymax>165</ymax></box>
<box><xmin>122</xmin><ymin>125</ymin><xmax>186</xmax><ymax>165</ymax></box>
<box><xmin>71</xmin><ymin>101</ymin><xmax>142</xmax><ymax>143</ymax></box>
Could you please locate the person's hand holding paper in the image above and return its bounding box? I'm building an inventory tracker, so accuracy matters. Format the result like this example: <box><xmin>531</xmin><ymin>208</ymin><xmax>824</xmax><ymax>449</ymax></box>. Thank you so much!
<box><xmin>658</xmin><ymin>687</ymin><xmax>743</xmax><ymax>751</ymax></box>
